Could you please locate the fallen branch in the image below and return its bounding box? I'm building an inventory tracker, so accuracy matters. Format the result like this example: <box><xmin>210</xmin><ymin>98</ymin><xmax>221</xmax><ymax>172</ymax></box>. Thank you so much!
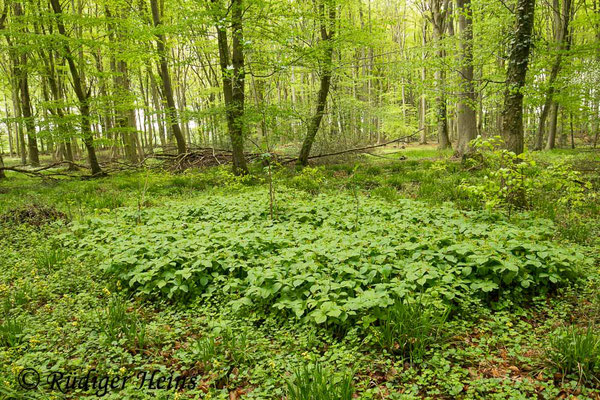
<box><xmin>283</xmin><ymin>130</ymin><xmax>422</xmax><ymax>164</ymax></box>
<box><xmin>0</xmin><ymin>161</ymin><xmax>91</xmax><ymax>179</ymax></box>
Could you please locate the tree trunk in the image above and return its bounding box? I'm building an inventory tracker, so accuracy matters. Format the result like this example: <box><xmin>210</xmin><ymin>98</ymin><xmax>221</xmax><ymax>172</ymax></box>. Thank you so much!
<box><xmin>534</xmin><ymin>0</ymin><xmax>572</xmax><ymax>150</ymax></box>
<box><xmin>12</xmin><ymin>2</ymin><xmax>39</xmax><ymax>166</ymax></box>
<box><xmin>298</xmin><ymin>1</ymin><xmax>335</xmax><ymax>166</ymax></box>
<box><xmin>455</xmin><ymin>0</ymin><xmax>478</xmax><ymax>156</ymax></box>
<box><xmin>150</xmin><ymin>0</ymin><xmax>186</xmax><ymax>155</ymax></box>
<box><xmin>19</xmin><ymin>59</ymin><xmax>40</xmax><ymax>167</ymax></box>
<box><xmin>546</xmin><ymin>101</ymin><xmax>560</xmax><ymax>149</ymax></box>
<box><xmin>419</xmin><ymin>20</ymin><xmax>428</xmax><ymax>144</ymax></box>
<box><xmin>0</xmin><ymin>154</ymin><xmax>5</xmax><ymax>179</ymax></box>
<box><xmin>501</xmin><ymin>0</ymin><xmax>536</xmax><ymax>155</ymax></box>
<box><xmin>214</xmin><ymin>0</ymin><xmax>249</xmax><ymax>174</ymax></box>
<box><xmin>431</xmin><ymin>0</ymin><xmax>451</xmax><ymax>149</ymax></box>
<box><xmin>40</xmin><ymin>48</ymin><xmax>77</xmax><ymax>169</ymax></box>
<box><xmin>49</xmin><ymin>0</ymin><xmax>103</xmax><ymax>175</ymax></box>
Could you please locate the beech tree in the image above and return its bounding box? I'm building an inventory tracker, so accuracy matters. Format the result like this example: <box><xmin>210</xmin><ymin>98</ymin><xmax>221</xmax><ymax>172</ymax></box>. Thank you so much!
<box><xmin>150</xmin><ymin>0</ymin><xmax>187</xmax><ymax>155</ymax></box>
<box><xmin>212</xmin><ymin>0</ymin><xmax>248</xmax><ymax>175</ymax></box>
<box><xmin>502</xmin><ymin>0</ymin><xmax>536</xmax><ymax>155</ymax></box>
<box><xmin>298</xmin><ymin>0</ymin><xmax>337</xmax><ymax>166</ymax></box>
<box><xmin>455</xmin><ymin>0</ymin><xmax>477</xmax><ymax>156</ymax></box>
<box><xmin>49</xmin><ymin>0</ymin><xmax>103</xmax><ymax>175</ymax></box>
<box><xmin>0</xmin><ymin>0</ymin><xmax>598</xmax><ymax>175</ymax></box>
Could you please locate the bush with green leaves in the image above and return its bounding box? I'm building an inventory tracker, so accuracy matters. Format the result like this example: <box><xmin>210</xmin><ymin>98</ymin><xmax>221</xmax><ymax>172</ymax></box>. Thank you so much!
<box><xmin>460</xmin><ymin>136</ymin><xmax>595</xmax><ymax>214</ymax></box>
<box><xmin>286</xmin><ymin>166</ymin><xmax>327</xmax><ymax>194</ymax></box>
<box><xmin>287</xmin><ymin>363</ymin><xmax>354</xmax><ymax>400</ymax></box>
<box><xmin>64</xmin><ymin>189</ymin><xmax>589</xmax><ymax>329</ymax></box>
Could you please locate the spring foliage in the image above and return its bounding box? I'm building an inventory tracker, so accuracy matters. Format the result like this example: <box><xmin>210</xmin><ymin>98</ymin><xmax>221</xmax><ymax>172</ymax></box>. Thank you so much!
<box><xmin>65</xmin><ymin>189</ymin><xmax>588</xmax><ymax>327</ymax></box>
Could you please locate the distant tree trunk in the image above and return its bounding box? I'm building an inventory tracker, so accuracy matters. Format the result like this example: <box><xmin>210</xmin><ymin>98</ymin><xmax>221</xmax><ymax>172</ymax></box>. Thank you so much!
<box><xmin>106</xmin><ymin>4</ymin><xmax>140</xmax><ymax>165</ymax></box>
<box><xmin>150</xmin><ymin>0</ymin><xmax>186</xmax><ymax>155</ymax></box>
<box><xmin>419</xmin><ymin>20</ymin><xmax>428</xmax><ymax>144</ymax></box>
<box><xmin>40</xmin><ymin>48</ymin><xmax>77</xmax><ymax>169</ymax></box>
<box><xmin>19</xmin><ymin>57</ymin><xmax>40</xmax><ymax>167</ymax></box>
<box><xmin>0</xmin><ymin>151</ymin><xmax>5</xmax><ymax>179</ymax></box>
<box><xmin>298</xmin><ymin>1</ymin><xmax>335</xmax><ymax>166</ymax></box>
<box><xmin>455</xmin><ymin>0</ymin><xmax>478</xmax><ymax>156</ymax></box>
<box><xmin>213</xmin><ymin>0</ymin><xmax>248</xmax><ymax>174</ymax></box>
<box><xmin>11</xmin><ymin>88</ymin><xmax>27</xmax><ymax>164</ymax></box>
<box><xmin>546</xmin><ymin>101</ymin><xmax>560</xmax><ymax>149</ymax></box>
<box><xmin>148</xmin><ymin>66</ymin><xmax>167</xmax><ymax>149</ymax></box>
<box><xmin>533</xmin><ymin>0</ymin><xmax>572</xmax><ymax>150</ymax></box>
<box><xmin>49</xmin><ymin>0</ymin><xmax>103</xmax><ymax>175</ymax></box>
<box><xmin>569</xmin><ymin>112</ymin><xmax>575</xmax><ymax>148</ymax></box>
<box><xmin>501</xmin><ymin>0</ymin><xmax>535</xmax><ymax>155</ymax></box>
<box><xmin>430</xmin><ymin>0</ymin><xmax>452</xmax><ymax>149</ymax></box>
<box><xmin>3</xmin><ymin>95</ymin><xmax>14</xmax><ymax>157</ymax></box>
<box><xmin>592</xmin><ymin>1</ymin><xmax>600</xmax><ymax>148</ymax></box>
<box><xmin>545</xmin><ymin>0</ymin><xmax>573</xmax><ymax>150</ymax></box>
<box><xmin>12</xmin><ymin>2</ymin><xmax>39</xmax><ymax>166</ymax></box>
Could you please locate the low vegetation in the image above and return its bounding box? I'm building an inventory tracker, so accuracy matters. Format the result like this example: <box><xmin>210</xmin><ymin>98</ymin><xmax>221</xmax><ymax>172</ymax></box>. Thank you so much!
<box><xmin>0</xmin><ymin>147</ymin><xmax>599</xmax><ymax>399</ymax></box>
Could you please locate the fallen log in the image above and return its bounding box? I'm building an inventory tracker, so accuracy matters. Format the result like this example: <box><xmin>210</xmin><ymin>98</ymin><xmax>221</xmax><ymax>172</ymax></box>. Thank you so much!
<box><xmin>283</xmin><ymin>129</ymin><xmax>422</xmax><ymax>164</ymax></box>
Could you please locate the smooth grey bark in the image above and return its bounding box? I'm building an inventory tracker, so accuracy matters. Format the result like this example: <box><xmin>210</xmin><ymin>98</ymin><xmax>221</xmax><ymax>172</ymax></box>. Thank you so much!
<box><xmin>106</xmin><ymin>4</ymin><xmax>139</xmax><ymax>164</ymax></box>
<box><xmin>49</xmin><ymin>0</ymin><xmax>103</xmax><ymax>175</ymax></box>
<box><xmin>12</xmin><ymin>2</ymin><xmax>39</xmax><ymax>166</ymax></box>
<box><xmin>419</xmin><ymin>20</ymin><xmax>428</xmax><ymax>144</ymax></box>
<box><xmin>213</xmin><ymin>0</ymin><xmax>249</xmax><ymax>175</ymax></box>
<box><xmin>39</xmin><ymin>47</ymin><xmax>76</xmax><ymax>169</ymax></box>
<box><xmin>298</xmin><ymin>1</ymin><xmax>335</xmax><ymax>166</ymax></box>
<box><xmin>430</xmin><ymin>0</ymin><xmax>452</xmax><ymax>149</ymax></box>
<box><xmin>532</xmin><ymin>0</ymin><xmax>572</xmax><ymax>150</ymax></box>
<box><xmin>455</xmin><ymin>0</ymin><xmax>478</xmax><ymax>156</ymax></box>
<box><xmin>0</xmin><ymin>154</ymin><xmax>5</xmax><ymax>179</ymax></box>
<box><xmin>501</xmin><ymin>0</ymin><xmax>536</xmax><ymax>155</ymax></box>
<box><xmin>150</xmin><ymin>0</ymin><xmax>186</xmax><ymax>155</ymax></box>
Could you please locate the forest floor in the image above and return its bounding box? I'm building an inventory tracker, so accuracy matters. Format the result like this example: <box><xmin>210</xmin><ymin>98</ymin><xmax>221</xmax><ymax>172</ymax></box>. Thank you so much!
<box><xmin>0</xmin><ymin>146</ymin><xmax>599</xmax><ymax>399</ymax></box>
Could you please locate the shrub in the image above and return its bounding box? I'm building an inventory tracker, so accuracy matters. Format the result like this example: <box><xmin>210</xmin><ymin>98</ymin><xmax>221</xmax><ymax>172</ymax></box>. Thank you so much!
<box><xmin>460</xmin><ymin>136</ymin><xmax>596</xmax><ymax>215</ymax></box>
<box><xmin>287</xmin><ymin>363</ymin><xmax>354</xmax><ymax>400</ymax></box>
<box><xmin>287</xmin><ymin>167</ymin><xmax>327</xmax><ymax>194</ymax></box>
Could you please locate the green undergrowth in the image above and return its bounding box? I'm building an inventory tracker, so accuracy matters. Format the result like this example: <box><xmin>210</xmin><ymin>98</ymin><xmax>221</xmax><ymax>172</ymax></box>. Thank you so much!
<box><xmin>1</xmin><ymin>148</ymin><xmax>599</xmax><ymax>399</ymax></box>
<box><xmin>64</xmin><ymin>189</ymin><xmax>589</xmax><ymax>326</ymax></box>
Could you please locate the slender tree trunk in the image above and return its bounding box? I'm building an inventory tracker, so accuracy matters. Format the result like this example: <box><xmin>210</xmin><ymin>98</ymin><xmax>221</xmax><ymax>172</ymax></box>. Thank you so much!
<box><xmin>40</xmin><ymin>50</ymin><xmax>76</xmax><ymax>169</ymax></box>
<box><xmin>50</xmin><ymin>0</ymin><xmax>103</xmax><ymax>175</ymax></box>
<box><xmin>419</xmin><ymin>20</ymin><xmax>428</xmax><ymax>144</ymax></box>
<box><xmin>3</xmin><ymin>95</ymin><xmax>14</xmax><ymax>157</ymax></box>
<box><xmin>19</xmin><ymin>63</ymin><xmax>40</xmax><ymax>166</ymax></box>
<box><xmin>12</xmin><ymin>2</ymin><xmax>40</xmax><ymax>166</ymax></box>
<box><xmin>456</xmin><ymin>0</ymin><xmax>478</xmax><ymax>156</ymax></box>
<box><xmin>150</xmin><ymin>0</ymin><xmax>186</xmax><ymax>155</ymax></box>
<box><xmin>298</xmin><ymin>1</ymin><xmax>335</xmax><ymax>166</ymax></box>
<box><xmin>214</xmin><ymin>0</ymin><xmax>248</xmax><ymax>174</ymax></box>
<box><xmin>431</xmin><ymin>0</ymin><xmax>451</xmax><ymax>149</ymax></box>
<box><xmin>533</xmin><ymin>0</ymin><xmax>572</xmax><ymax>150</ymax></box>
<box><xmin>501</xmin><ymin>0</ymin><xmax>536</xmax><ymax>155</ymax></box>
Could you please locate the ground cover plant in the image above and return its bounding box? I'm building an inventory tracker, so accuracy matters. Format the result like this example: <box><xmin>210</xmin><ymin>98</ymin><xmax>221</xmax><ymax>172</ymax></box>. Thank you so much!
<box><xmin>1</xmin><ymin>147</ymin><xmax>599</xmax><ymax>399</ymax></box>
